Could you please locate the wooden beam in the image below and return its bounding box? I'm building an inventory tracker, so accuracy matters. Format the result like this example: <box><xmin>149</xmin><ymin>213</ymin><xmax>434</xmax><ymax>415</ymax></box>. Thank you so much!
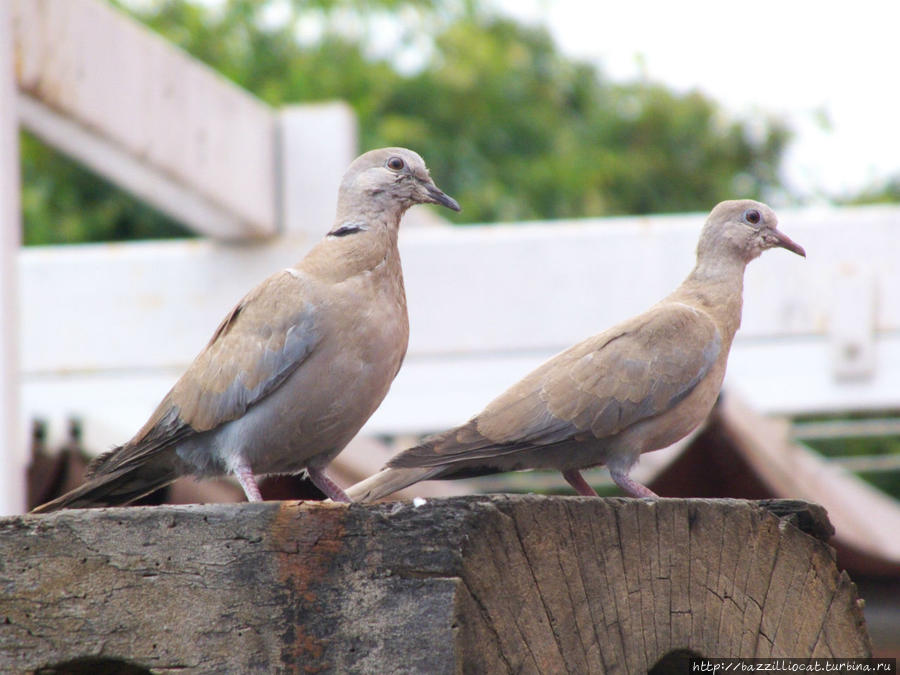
<box><xmin>12</xmin><ymin>0</ymin><xmax>277</xmax><ymax>238</ymax></box>
<box><xmin>793</xmin><ymin>417</ymin><xmax>900</xmax><ymax>440</ymax></box>
<box><xmin>0</xmin><ymin>2</ymin><xmax>25</xmax><ymax>515</ymax></box>
<box><xmin>24</xmin><ymin>208</ymin><xmax>873</xmax><ymax>374</ymax></box>
<box><xmin>278</xmin><ymin>102</ymin><xmax>357</xmax><ymax>236</ymax></box>
<box><xmin>17</xmin><ymin>95</ymin><xmax>260</xmax><ymax>239</ymax></box>
<box><xmin>0</xmin><ymin>498</ymin><xmax>872</xmax><ymax>671</ymax></box>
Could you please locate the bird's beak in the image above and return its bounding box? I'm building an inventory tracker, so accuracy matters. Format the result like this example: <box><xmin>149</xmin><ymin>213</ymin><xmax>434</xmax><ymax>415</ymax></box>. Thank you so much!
<box><xmin>768</xmin><ymin>228</ymin><xmax>806</xmax><ymax>257</ymax></box>
<box><xmin>423</xmin><ymin>182</ymin><xmax>461</xmax><ymax>212</ymax></box>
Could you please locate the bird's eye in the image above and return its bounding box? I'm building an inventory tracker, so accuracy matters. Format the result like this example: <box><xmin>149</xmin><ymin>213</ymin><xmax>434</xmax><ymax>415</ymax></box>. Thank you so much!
<box><xmin>386</xmin><ymin>156</ymin><xmax>405</xmax><ymax>171</ymax></box>
<box><xmin>743</xmin><ymin>209</ymin><xmax>762</xmax><ymax>225</ymax></box>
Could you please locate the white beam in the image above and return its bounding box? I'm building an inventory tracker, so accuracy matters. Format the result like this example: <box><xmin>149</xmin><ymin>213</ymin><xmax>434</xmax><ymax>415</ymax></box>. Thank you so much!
<box><xmin>279</xmin><ymin>102</ymin><xmax>357</xmax><ymax>236</ymax></box>
<box><xmin>20</xmin><ymin>234</ymin><xmax>314</xmax><ymax>375</ymax></box>
<box><xmin>12</xmin><ymin>0</ymin><xmax>277</xmax><ymax>238</ymax></box>
<box><xmin>829</xmin><ymin>266</ymin><xmax>876</xmax><ymax>380</ymax></box>
<box><xmin>0</xmin><ymin>2</ymin><xmax>26</xmax><ymax>514</ymax></box>
<box><xmin>21</xmin><ymin>205</ymin><xmax>900</xmax><ymax>373</ymax></box>
<box><xmin>17</xmin><ymin>205</ymin><xmax>900</xmax><ymax>452</ymax></box>
<box><xmin>17</xmin><ymin>95</ymin><xmax>260</xmax><ymax>240</ymax></box>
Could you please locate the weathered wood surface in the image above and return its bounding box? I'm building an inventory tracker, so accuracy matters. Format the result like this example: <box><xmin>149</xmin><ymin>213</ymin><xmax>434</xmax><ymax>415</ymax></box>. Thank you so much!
<box><xmin>0</xmin><ymin>497</ymin><xmax>871</xmax><ymax>673</ymax></box>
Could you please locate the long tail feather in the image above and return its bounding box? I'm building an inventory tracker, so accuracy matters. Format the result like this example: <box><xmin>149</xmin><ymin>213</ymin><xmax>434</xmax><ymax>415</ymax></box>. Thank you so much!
<box><xmin>31</xmin><ymin>465</ymin><xmax>178</xmax><ymax>513</ymax></box>
<box><xmin>345</xmin><ymin>467</ymin><xmax>445</xmax><ymax>503</ymax></box>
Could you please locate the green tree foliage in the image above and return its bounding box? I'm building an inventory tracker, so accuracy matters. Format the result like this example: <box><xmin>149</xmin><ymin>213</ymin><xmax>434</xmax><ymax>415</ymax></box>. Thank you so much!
<box><xmin>20</xmin><ymin>132</ymin><xmax>190</xmax><ymax>245</ymax></box>
<box><xmin>371</xmin><ymin>19</ymin><xmax>789</xmax><ymax>221</ymax></box>
<box><xmin>838</xmin><ymin>176</ymin><xmax>900</xmax><ymax>206</ymax></box>
<box><xmin>22</xmin><ymin>0</ymin><xmax>791</xmax><ymax>243</ymax></box>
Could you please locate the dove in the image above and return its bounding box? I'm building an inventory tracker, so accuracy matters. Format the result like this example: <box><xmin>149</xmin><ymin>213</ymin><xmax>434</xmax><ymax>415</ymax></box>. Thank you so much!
<box><xmin>32</xmin><ymin>148</ymin><xmax>460</xmax><ymax>513</ymax></box>
<box><xmin>346</xmin><ymin>200</ymin><xmax>804</xmax><ymax>502</ymax></box>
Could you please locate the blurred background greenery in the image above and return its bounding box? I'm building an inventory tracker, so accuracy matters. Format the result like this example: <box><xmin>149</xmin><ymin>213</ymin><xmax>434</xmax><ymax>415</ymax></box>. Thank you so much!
<box><xmin>18</xmin><ymin>0</ymin><xmax>900</xmax><ymax>499</ymax></box>
<box><xmin>22</xmin><ymin>0</ymin><xmax>900</xmax><ymax>246</ymax></box>
<box><xmin>23</xmin><ymin>0</ymin><xmax>900</xmax><ymax>246</ymax></box>
<box><xmin>19</xmin><ymin>0</ymin><xmax>797</xmax><ymax>245</ymax></box>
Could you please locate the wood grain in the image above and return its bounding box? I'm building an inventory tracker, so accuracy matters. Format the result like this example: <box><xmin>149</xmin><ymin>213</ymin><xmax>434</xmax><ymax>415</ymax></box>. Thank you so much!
<box><xmin>0</xmin><ymin>497</ymin><xmax>871</xmax><ymax>673</ymax></box>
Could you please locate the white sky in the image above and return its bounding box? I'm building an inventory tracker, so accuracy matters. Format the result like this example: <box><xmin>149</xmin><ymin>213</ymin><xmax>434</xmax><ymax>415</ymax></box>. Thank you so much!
<box><xmin>493</xmin><ymin>0</ymin><xmax>900</xmax><ymax>202</ymax></box>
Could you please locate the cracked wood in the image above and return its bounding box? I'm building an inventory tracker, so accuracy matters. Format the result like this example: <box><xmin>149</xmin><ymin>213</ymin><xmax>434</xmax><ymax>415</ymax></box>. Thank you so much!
<box><xmin>1</xmin><ymin>497</ymin><xmax>870</xmax><ymax>674</ymax></box>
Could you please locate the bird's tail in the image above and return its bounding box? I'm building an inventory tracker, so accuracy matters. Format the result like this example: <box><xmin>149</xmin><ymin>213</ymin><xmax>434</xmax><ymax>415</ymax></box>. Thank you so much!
<box><xmin>30</xmin><ymin>461</ymin><xmax>178</xmax><ymax>514</ymax></box>
<box><xmin>345</xmin><ymin>466</ymin><xmax>445</xmax><ymax>503</ymax></box>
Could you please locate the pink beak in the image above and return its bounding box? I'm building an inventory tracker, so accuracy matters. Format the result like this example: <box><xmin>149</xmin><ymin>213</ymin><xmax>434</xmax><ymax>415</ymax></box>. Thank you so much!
<box><xmin>769</xmin><ymin>228</ymin><xmax>806</xmax><ymax>257</ymax></box>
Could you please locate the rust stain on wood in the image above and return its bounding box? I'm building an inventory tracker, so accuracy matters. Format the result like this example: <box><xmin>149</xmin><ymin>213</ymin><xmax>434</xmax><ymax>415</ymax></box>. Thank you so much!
<box><xmin>268</xmin><ymin>501</ymin><xmax>348</xmax><ymax>672</ymax></box>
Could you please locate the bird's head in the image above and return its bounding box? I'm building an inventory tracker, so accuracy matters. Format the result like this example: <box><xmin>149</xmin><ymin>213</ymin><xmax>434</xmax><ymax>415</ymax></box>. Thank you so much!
<box><xmin>337</xmin><ymin>147</ymin><xmax>460</xmax><ymax>219</ymax></box>
<box><xmin>699</xmin><ymin>199</ymin><xmax>805</xmax><ymax>264</ymax></box>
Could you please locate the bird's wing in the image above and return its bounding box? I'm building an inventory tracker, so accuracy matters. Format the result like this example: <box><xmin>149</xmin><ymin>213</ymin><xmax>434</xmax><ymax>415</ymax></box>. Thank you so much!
<box><xmin>90</xmin><ymin>271</ymin><xmax>321</xmax><ymax>476</ymax></box>
<box><xmin>540</xmin><ymin>301</ymin><xmax>722</xmax><ymax>439</ymax></box>
<box><xmin>391</xmin><ymin>302</ymin><xmax>721</xmax><ymax>468</ymax></box>
<box><xmin>170</xmin><ymin>272</ymin><xmax>321</xmax><ymax>432</ymax></box>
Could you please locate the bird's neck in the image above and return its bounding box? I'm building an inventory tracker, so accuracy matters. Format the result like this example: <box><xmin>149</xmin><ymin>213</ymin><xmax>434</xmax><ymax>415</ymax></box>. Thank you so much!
<box><xmin>301</xmin><ymin>218</ymin><xmax>403</xmax><ymax>284</ymax></box>
<box><xmin>335</xmin><ymin>190</ymin><xmax>409</xmax><ymax>225</ymax></box>
<box><xmin>673</xmin><ymin>255</ymin><xmax>747</xmax><ymax>341</ymax></box>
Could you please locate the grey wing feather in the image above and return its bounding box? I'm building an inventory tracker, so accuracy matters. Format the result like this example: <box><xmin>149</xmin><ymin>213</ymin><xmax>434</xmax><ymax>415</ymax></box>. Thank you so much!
<box><xmin>177</xmin><ymin>301</ymin><xmax>319</xmax><ymax>431</ymax></box>
<box><xmin>91</xmin><ymin>273</ymin><xmax>321</xmax><ymax>476</ymax></box>
<box><xmin>391</xmin><ymin>303</ymin><xmax>721</xmax><ymax>468</ymax></box>
<box><xmin>558</xmin><ymin>306</ymin><xmax>722</xmax><ymax>439</ymax></box>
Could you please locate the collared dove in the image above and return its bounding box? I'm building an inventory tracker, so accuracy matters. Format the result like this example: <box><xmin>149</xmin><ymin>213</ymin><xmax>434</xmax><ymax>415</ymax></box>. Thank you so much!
<box><xmin>32</xmin><ymin>148</ymin><xmax>460</xmax><ymax>513</ymax></box>
<box><xmin>346</xmin><ymin>200</ymin><xmax>805</xmax><ymax>502</ymax></box>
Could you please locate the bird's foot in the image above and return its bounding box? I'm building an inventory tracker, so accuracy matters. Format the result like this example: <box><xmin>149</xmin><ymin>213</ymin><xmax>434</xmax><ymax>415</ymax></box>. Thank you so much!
<box><xmin>609</xmin><ymin>470</ymin><xmax>659</xmax><ymax>499</ymax></box>
<box><xmin>562</xmin><ymin>469</ymin><xmax>600</xmax><ymax>497</ymax></box>
<box><xmin>233</xmin><ymin>461</ymin><xmax>264</xmax><ymax>502</ymax></box>
<box><xmin>307</xmin><ymin>467</ymin><xmax>351</xmax><ymax>503</ymax></box>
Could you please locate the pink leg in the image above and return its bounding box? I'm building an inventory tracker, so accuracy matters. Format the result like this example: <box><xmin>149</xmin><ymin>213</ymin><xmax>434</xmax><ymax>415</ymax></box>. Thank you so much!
<box><xmin>233</xmin><ymin>460</ymin><xmax>263</xmax><ymax>502</ymax></box>
<box><xmin>563</xmin><ymin>469</ymin><xmax>599</xmax><ymax>497</ymax></box>
<box><xmin>609</xmin><ymin>469</ymin><xmax>659</xmax><ymax>499</ymax></box>
<box><xmin>307</xmin><ymin>467</ymin><xmax>350</xmax><ymax>503</ymax></box>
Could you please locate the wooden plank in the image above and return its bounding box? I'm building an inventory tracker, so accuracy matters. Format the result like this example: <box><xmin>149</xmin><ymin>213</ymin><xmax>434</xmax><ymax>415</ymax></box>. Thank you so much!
<box><xmin>830</xmin><ymin>266</ymin><xmax>876</xmax><ymax>379</ymax></box>
<box><xmin>12</xmin><ymin>0</ymin><xmax>277</xmax><ymax>237</ymax></box>
<box><xmin>17</xmin><ymin>327</ymin><xmax>900</xmax><ymax>451</ymax></box>
<box><xmin>279</xmin><ymin>103</ymin><xmax>357</xmax><ymax>236</ymax></box>
<box><xmin>382</xmin><ymin>206</ymin><xmax>900</xmax><ymax>353</ymax></box>
<box><xmin>792</xmin><ymin>418</ymin><xmax>900</xmax><ymax>440</ymax></box>
<box><xmin>19</xmin><ymin>233</ymin><xmax>315</xmax><ymax>373</ymax></box>
<box><xmin>22</xmin><ymin>206</ymin><xmax>900</xmax><ymax>372</ymax></box>
<box><xmin>17</xmin><ymin>95</ymin><xmax>258</xmax><ymax>239</ymax></box>
<box><xmin>3</xmin><ymin>498</ymin><xmax>865</xmax><ymax>673</ymax></box>
<box><xmin>0</xmin><ymin>2</ymin><xmax>26</xmax><ymax>515</ymax></box>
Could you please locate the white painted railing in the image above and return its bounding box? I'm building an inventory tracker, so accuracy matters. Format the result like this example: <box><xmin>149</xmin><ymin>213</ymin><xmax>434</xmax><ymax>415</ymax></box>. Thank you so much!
<box><xmin>19</xmin><ymin>204</ymin><xmax>900</xmax><ymax>456</ymax></box>
<box><xmin>10</xmin><ymin>0</ymin><xmax>359</xmax><ymax>239</ymax></box>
